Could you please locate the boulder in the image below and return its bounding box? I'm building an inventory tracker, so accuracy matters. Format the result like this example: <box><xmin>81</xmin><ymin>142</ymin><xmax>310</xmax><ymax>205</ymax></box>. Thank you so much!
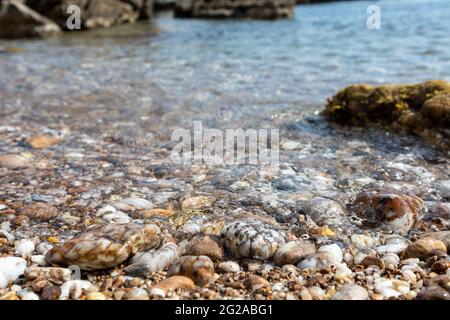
<box><xmin>0</xmin><ymin>0</ymin><xmax>62</xmax><ymax>38</ymax></box>
<box><xmin>323</xmin><ymin>80</ymin><xmax>450</xmax><ymax>150</ymax></box>
<box><xmin>174</xmin><ymin>0</ymin><xmax>295</xmax><ymax>20</ymax></box>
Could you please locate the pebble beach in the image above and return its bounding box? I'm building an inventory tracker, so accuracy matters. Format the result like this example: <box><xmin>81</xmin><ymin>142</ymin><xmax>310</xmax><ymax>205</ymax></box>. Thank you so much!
<box><xmin>0</xmin><ymin>0</ymin><xmax>449</xmax><ymax>301</ymax></box>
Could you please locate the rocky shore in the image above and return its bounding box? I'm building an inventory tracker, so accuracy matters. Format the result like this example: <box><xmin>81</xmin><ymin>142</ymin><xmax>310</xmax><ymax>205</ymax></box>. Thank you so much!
<box><xmin>0</xmin><ymin>0</ymin><xmax>356</xmax><ymax>38</ymax></box>
<box><xmin>323</xmin><ymin>80</ymin><xmax>450</xmax><ymax>151</ymax></box>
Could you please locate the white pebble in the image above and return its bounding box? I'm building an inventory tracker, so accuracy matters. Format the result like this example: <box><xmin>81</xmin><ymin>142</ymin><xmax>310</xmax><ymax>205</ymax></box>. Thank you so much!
<box><xmin>0</xmin><ymin>257</ymin><xmax>27</xmax><ymax>288</ymax></box>
<box><xmin>60</xmin><ymin>280</ymin><xmax>96</xmax><ymax>300</ymax></box>
<box><xmin>375</xmin><ymin>279</ymin><xmax>410</xmax><ymax>298</ymax></box>
<box><xmin>31</xmin><ymin>255</ymin><xmax>48</xmax><ymax>266</ymax></box>
<box><xmin>102</xmin><ymin>211</ymin><xmax>131</xmax><ymax>224</ymax></box>
<box><xmin>15</xmin><ymin>239</ymin><xmax>35</xmax><ymax>257</ymax></box>
<box><xmin>218</xmin><ymin>261</ymin><xmax>241</xmax><ymax>273</ymax></box>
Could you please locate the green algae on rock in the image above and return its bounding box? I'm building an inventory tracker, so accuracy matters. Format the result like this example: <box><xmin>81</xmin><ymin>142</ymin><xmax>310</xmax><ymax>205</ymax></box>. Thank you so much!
<box><xmin>323</xmin><ymin>80</ymin><xmax>450</xmax><ymax>150</ymax></box>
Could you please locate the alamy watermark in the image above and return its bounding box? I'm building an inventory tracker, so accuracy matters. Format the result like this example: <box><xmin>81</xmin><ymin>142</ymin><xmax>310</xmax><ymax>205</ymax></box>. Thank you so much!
<box><xmin>66</xmin><ymin>5</ymin><xmax>81</xmax><ymax>30</ymax></box>
<box><xmin>171</xmin><ymin>121</ymin><xmax>279</xmax><ymax>169</ymax></box>
<box><xmin>367</xmin><ymin>5</ymin><xmax>381</xmax><ymax>30</ymax></box>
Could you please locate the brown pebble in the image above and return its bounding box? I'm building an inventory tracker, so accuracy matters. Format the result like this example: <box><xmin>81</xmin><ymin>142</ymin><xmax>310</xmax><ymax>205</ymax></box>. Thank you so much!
<box><xmin>150</xmin><ymin>276</ymin><xmax>195</xmax><ymax>297</ymax></box>
<box><xmin>245</xmin><ymin>275</ymin><xmax>269</xmax><ymax>291</ymax></box>
<box><xmin>0</xmin><ymin>154</ymin><xmax>31</xmax><ymax>169</ymax></box>
<box><xmin>416</xmin><ymin>285</ymin><xmax>450</xmax><ymax>300</ymax></box>
<box><xmin>41</xmin><ymin>286</ymin><xmax>61</xmax><ymax>300</ymax></box>
<box><xmin>20</xmin><ymin>203</ymin><xmax>58</xmax><ymax>221</ymax></box>
<box><xmin>361</xmin><ymin>256</ymin><xmax>385</xmax><ymax>270</ymax></box>
<box><xmin>26</xmin><ymin>135</ymin><xmax>60</xmax><ymax>149</ymax></box>
<box><xmin>184</xmin><ymin>235</ymin><xmax>224</xmax><ymax>262</ymax></box>
<box><xmin>405</xmin><ymin>238</ymin><xmax>447</xmax><ymax>260</ymax></box>
<box><xmin>167</xmin><ymin>255</ymin><xmax>215</xmax><ymax>287</ymax></box>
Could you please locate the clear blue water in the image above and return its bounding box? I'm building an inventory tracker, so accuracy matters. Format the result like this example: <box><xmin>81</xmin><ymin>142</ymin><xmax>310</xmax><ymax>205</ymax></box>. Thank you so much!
<box><xmin>1</xmin><ymin>0</ymin><xmax>449</xmax><ymax>121</ymax></box>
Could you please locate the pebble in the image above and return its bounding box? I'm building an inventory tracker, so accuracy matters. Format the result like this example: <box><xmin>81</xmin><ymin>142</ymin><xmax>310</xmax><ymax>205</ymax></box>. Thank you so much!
<box><xmin>58</xmin><ymin>212</ymin><xmax>81</xmax><ymax>226</ymax></box>
<box><xmin>184</xmin><ymin>235</ymin><xmax>224</xmax><ymax>262</ymax></box>
<box><xmin>405</xmin><ymin>238</ymin><xmax>447</xmax><ymax>260</ymax></box>
<box><xmin>438</xmin><ymin>180</ymin><xmax>450</xmax><ymax>199</ymax></box>
<box><xmin>20</xmin><ymin>203</ymin><xmax>59</xmax><ymax>221</ymax></box>
<box><xmin>102</xmin><ymin>211</ymin><xmax>132</xmax><ymax>224</ymax></box>
<box><xmin>334</xmin><ymin>263</ymin><xmax>353</xmax><ymax>282</ymax></box>
<box><xmin>86</xmin><ymin>292</ymin><xmax>107</xmax><ymax>300</ymax></box>
<box><xmin>26</xmin><ymin>135</ymin><xmax>60</xmax><ymax>149</ymax></box>
<box><xmin>46</xmin><ymin>223</ymin><xmax>161</xmax><ymax>270</ymax></box>
<box><xmin>317</xmin><ymin>243</ymin><xmax>343</xmax><ymax>264</ymax></box>
<box><xmin>113</xmin><ymin>198</ymin><xmax>153</xmax><ymax>211</ymax></box>
<box><xmin>245</xmin><ymin>275</ymin><xmax>269</xmax><ymax>291</ymax></box>
<box><xmin>416</xmin><ymin>285</ymin><xmax>450</xmax><ymax>300</ymax></box>
<box><xmin>352</xmin><ymin>189</ymin><xmax>424</xmax><ymax>235</ymax></box>
<box><xmin>332</xmin><ymin>284</ymin><xmax>369</xmax><ymax>300</ymax></box>
<box><xmin>59</xmin><ymin>280</ymin><xmax>97</xmax><ymax>300</ymax></box>
<box><xmin>419</xmin><ymin>231</ymin><xmax>450</xmax><ymax>250</ymax></box>
<box><xmin>0</xmin><ymin>154</ymin><xmax>31</xmax><ymax>169</ymax></box>
<box><xmin>0</xmin><ymin>257</ymin><xmax>27</xmax><ymax>289</ymax></box>
<box><xmin>374</xmin><ymin>279</ymin><xmax>410</xmax><ymax>298</ymax></box>
<box><xmin>167</xmin><ymin>255</ymin><xmax>215</xmax><ymax>287</ymax></box>
<box><xmin>303</xmin><ymin>197</ymin><xmax>348</xmax><ymax>226</ymax></box>
<box><xmin>382</xmin><ymin>253</ymin><xmax>400</xmax><ymax>268</ymax></box>
<box><xmin>123</xmin><ymin>288</ymin><xmax>149</xmax><ymax>300</ymax></box>
<box><xmin>40</xmin><ymin>286</ymin><xmax>61</xmax><ymax>300</ymax></box>
<box><xmin>20</xmin><ymin>291</ymin><xmax>40</xmax><ymax>300</ymax></box>
<box><xmin>218</xmin><ymin>261</ymin><xmax>241</xmax><ymax>273</ymax></box>
<box><xmin>31</xmin><ymin>255</ymin><xmax>48</xmax><ymax>266</ymax></box>
<box><xmin>297</xmin><ymin>252</ymin><xmax>335</xmax><ymax>271</ymax></box>
<box><xmin>24</xmin><ymin>267</ymin><xmax>72</xmax><ymax>283</ymax></box>
<box><xmin>0</xmin><ymin>292</ymin><xmax>19</xmax><ymax>300</ymax></box>
<box><xmin>308</xmin><ymin>286</ymin><xmax>325</xmax><ymax>300</ymax></box>
<box><xmin>273</xmin><ymin>240</ymin><xmax>316</xmax><ymax>266</ymax></box>
<box><xmin>181</xmin><ymin>196</ymin><xmax>215</xmax><ymax>210</ymax></box>
<box><xmin>150</xmin><ymin>276</ymin><xmax>195</xmax><ymax>298</ymax></box>
<box><xmin>221</xmin><ymin>217</ymin><xmax>285</xmax><ymax>260</ymax></box>
<box><xmin>431</xmin><ymin>203</ymin><xmax>450</xmax><ymax>220</ymax></box>
<box><xmin>361</xmin><ymin>256</ymin><xmax>385</xmax><ymax>269</ymax></box>
<box><xmin>125</xmin><ymin>242</ymin><xmax>180</xmax><ymax>276</ymax></box>
<box><xmin>15</xmin><ymin>239</ymin><xmax>35</xmax><ymax>257</ymax></box>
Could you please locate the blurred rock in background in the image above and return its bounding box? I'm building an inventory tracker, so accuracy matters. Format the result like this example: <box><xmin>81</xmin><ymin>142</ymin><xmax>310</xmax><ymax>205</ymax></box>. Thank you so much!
<box><xmin>174</xmin><ymin>0</ymin><xmax>295</xmax><ymax>19</ymax></box>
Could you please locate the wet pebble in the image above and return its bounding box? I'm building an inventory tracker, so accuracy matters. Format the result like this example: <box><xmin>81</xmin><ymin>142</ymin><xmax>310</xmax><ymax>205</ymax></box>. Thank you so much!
<box><xmin>125</xmin><ymin>242</ymin><xmax>180</xmax><ymax>276</ymax></box>
<box><xmin>352</xmin><ymin>189</ymin><xmax>424</xmax><ymax>235</ymax></box>
<box><xmin>167</xmin><ymin>255</ymin><xmax>215</xmax><ymax>287</ymax></box>
<box><xmin>273</xmin><ymin>240</ymin><xmax>316</xmax><ymax>266</ymax></box>
<box><xmin>184</xmin><ymin>235</ymin><xmax>224</xmax><ymax>262</ymax></box>
<box><xmin>46</xmin><ymin>223</ymin><xmax>161</xmax><ymax>270</ymax></box>
<box><xmin>221</xmin><ymin>218</ymin><xmax>285</xmax><ymax>260</ymax></box>
<box><xmin>303</xmin><ymin>197</ymin><xmax>348</xmax><ymax>227</ymax></box>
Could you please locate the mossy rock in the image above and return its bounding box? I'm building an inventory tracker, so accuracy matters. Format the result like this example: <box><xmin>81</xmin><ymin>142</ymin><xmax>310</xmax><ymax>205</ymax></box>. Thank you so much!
<box><xmin>323</xmin><ymin>80</ymin><xmax>450</xmax><ymax>150</ymax></box>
